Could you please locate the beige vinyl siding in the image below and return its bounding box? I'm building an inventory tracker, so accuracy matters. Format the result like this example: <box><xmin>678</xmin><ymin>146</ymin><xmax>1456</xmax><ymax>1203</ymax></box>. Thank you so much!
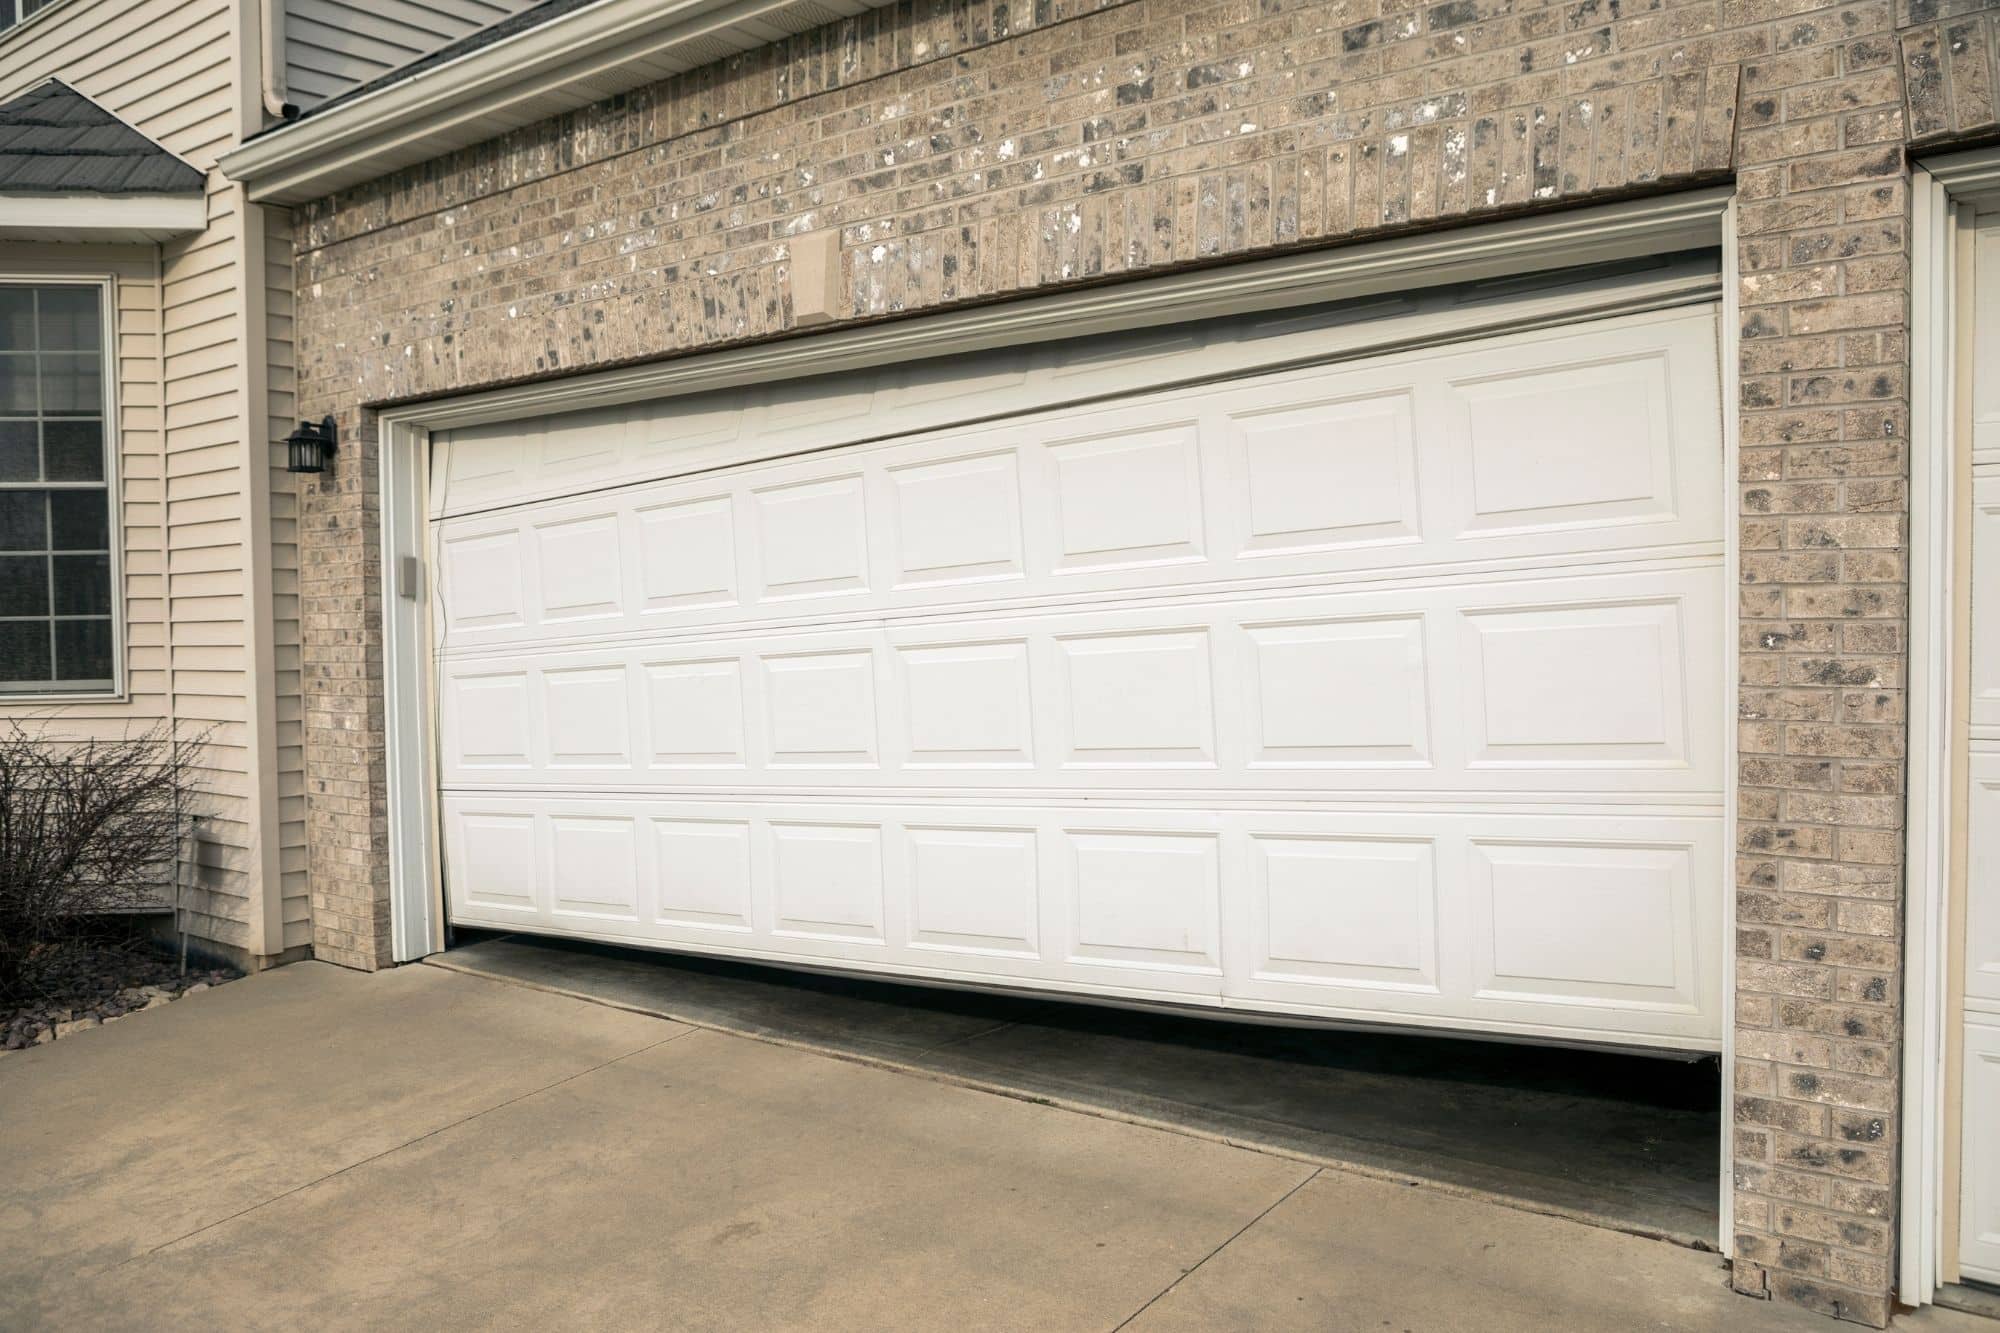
<box><xmin>160</xmin><ymin>182</ymin><xmax>255</xmax><ymax>951</ymax></box>
<box><xmin>284</xmin><ymin>0</ymin><xmax>539</xmax><ymax>109</ymax></box>
<box><xmin>2</xmin><ymin>0</ymin><xmax>302</xmax><ymax>965</ymax></box>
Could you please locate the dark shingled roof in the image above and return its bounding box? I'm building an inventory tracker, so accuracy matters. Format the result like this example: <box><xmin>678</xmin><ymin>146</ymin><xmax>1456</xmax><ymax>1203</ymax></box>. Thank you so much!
<box><xmin>0</xmin><ymin>80</ymin><xmax>205</xmax><ymax>194</ymax></box>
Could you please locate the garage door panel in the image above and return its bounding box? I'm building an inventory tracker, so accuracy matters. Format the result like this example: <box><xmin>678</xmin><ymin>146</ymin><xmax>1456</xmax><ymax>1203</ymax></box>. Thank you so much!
<box><xmin>435</xmin><ymin>301</ymin><xmax>1725</xmax><ymax>1049</ymax></box>
<box><xmin>436</xmin><ymin>568</ymin><xmax>1721</xmax><ymax>795</ymax></box>
<box><xmin>432</xmin><ymin>315</ymin><xmax>1722</xmax><ymax>656</ymax></box>
<box><xmin>441</xmin><ymin>796</ymin><xmax>1722</xmax><ymax>1045</ymax></box>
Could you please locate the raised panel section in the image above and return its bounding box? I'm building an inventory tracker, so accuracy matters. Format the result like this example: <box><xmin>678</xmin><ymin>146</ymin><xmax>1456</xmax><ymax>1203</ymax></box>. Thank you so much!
<box><xmin>549</xmin><ymin>816</ymin><xmax>639</xmax><ymax>920</ymax></box>
<box><xmin>1246</xmin><ymin>616</ymin><xmax>1430</xmax><ymax>766</ymax></box>
<box><xmin>752</xmin><ymin>475</ymin><xmax>868</xmax><ymax>600</ymax></box>
<box><xmin>888</xmin><ymin>451</ymin><xmax>1024</xmax><ymax>586</ymax></box>
<box><xmin>651</xmin><ymin>819</ymin><xmax>753</xmax><ymax>931</ymax></box>
<box><xmin>771</xmin><ymin>823</ymin><xmax>884</xmax><ymax>941</ymax></box>
<box><xmin>535</xmin><ymin>515</ymin><xmax>623</xmax><ymax>622</ymax></box>
<box><xmin>1452</xmin><ymin>352</ymin><xmax>1677</xmax><ymax>535</ymax></box>
<box><xmin>763</xmin><ymin>650</ymin><xmax>878</xmax><ymax>766</ymax></box>
<box><xmin>542</xmin><ymin>667</ymin><xmax>631</xmax><ymax>768</ymax></box>
<box><xmin>1059</xmin><ymin>630</ymin><xmax>1215</xmax><ymax>767</ymax></box>
<box><xmin>1464</xmin><ymin>599</ymin><xmax>1687</xmax><ymax>767</ymax></box>
<box><xmin>1472</xmin><ymin>840</ymin><xmax>1696</xmax><ymax>1010</ymax></box>
<box><xmin>1968</xmin><ymin>763</ymin><xmax>2000</xmax><ymax>1005</ymax></box>
<box><xmin>1960</xmin><ymin>1022</ymin><xmax>2000</xmax><ymax>1283</ymax></box>
<box><xmin>906</xmin><ymin>827</ymin><xmax>1039</xmax><ymax>956</ymax></box>
<box><xmin>645</xmin><ymin>659</ymin><xmax>746</xmax><ymax>767</ymax></box>
<box><xmin>1067</xmin><ymin>831</ymin><xmax>1220</xmax><ymax>972</ymax></box>
<box><xmin>1250</xmin><ymin>836</ymin><xmax>1438</xmax><ymax>990</ymax></box>
<box><xmin>1048</xmin><ymin>422</ymin><xmax>1204</xmax><ymax>569</ymax></box>
<box><xmin>449</xmin><ymin>673</ymin><xmax>531</xmax><ymax>768</ymax></box>
<box><xmin>440</xmin><ymin>530</ymin><xmax>524</xmax><ymax>631</ymax></box>
<box><xmin>1232</xmin><ymin>392</ymin><xmax>1420</xmax><ymax>554</ymax></box>
<box><xmin>898</xmin><ymin>640</ymin><xmax>1034</xmax><ymax>767</ymax></box>
<box><xmin>1972</xmin><ymin>477</ymin><xmax>2000</xmax><ymax>730</ymax></box>
<box><xmin>636</xmin><ymin>496</ymin><xmax>737</xmax><ymax>612</ymax></box>
<box><xmin>454</xmin><ymin>812</ymin><xmax>538</xmax><ymax>912</ymax></box>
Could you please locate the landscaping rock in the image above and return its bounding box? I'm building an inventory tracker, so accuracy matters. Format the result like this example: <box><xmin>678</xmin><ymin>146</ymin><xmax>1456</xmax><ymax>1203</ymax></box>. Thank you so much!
<box><xmin>1</xmin><ymin>940</ymin><xmax>241</xmax><ymax>1049</ymax></box>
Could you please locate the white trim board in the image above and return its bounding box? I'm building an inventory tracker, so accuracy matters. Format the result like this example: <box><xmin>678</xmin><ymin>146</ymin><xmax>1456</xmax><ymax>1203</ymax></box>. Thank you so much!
<box><xmin>0</xmin><ymin>193</ymin><xmax>205</xmax><ymax>244</ymax></box>
<box><xmin>373</xmin><ymin>192</ymin><xmax>1736</xmax><ymax>1242</ymax></box>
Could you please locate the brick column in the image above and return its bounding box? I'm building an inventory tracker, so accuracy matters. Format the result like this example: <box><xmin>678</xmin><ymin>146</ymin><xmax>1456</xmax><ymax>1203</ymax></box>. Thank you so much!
<box><xmin>1727</xmin><ymin>23</ymin><xmax>1913</xmax><ymax>1327</ymax></box>
<box><xmin>298</xmin><ymin>411</ymin><xmax>393</xmax><ymax>971</ymax></box>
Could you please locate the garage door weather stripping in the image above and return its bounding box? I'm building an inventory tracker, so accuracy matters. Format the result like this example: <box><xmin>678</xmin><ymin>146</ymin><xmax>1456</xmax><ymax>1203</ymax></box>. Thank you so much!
<box><xmin>424</xmin><ymin>288</ymin><xmax>1727</xmax><ymax>1053</ymax></box>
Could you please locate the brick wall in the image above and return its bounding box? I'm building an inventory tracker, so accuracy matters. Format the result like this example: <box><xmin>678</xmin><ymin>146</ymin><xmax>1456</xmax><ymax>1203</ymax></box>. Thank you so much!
<box><xmin>289</xmin><ymin>0</ymin><xmax>2000</xmax><ymax>1321</ymax></box>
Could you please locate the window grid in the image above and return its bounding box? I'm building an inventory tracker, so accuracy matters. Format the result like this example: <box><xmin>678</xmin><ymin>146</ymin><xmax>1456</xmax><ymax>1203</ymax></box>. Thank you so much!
<box><xmin>0</xmin><ymin>282</ymin><xmax>115</xmax><ymax>695</ymax></box>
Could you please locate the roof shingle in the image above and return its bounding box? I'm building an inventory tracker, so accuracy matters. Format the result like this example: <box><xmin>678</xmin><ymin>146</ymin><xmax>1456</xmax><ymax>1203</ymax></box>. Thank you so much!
<box><xmin>0</xmin><ymin>80</ymin><xmax>205</xmax><ymax>195</ymax></box>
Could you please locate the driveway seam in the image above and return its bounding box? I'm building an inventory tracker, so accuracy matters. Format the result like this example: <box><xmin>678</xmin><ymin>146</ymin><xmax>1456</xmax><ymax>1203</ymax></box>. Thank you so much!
<box><xmin>104</xmin><ymin>1023</ymin><xmax>700</xmax><ymax>1271</ymax></box>
<box><xmin>1107</xmin><ymin>1166</ymin><xmax>1322</xmax><ymax>1332</ymax></box>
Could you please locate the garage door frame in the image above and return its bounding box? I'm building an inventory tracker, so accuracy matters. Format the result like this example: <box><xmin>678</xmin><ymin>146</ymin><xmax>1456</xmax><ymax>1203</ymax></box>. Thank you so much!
<box><xmin>372</xmin><ymin>186</ymin><xmax>1740</xmax><ymax>1244</ymax></box>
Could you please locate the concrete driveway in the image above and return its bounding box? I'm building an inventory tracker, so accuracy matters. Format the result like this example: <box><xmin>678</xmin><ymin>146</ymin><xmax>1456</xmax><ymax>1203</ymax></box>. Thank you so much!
<box><xmin>0</xmin><ymin>962</ymin><xmax>1970</xmax><ymax>1331</ymax></box>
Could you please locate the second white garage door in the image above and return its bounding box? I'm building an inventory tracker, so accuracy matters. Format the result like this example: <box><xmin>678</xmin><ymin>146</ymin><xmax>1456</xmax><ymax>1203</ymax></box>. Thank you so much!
<box><xmin>430</xmin><ymin>293</ymin><xmax>1726</xmax><ymax>1050</ymax></box>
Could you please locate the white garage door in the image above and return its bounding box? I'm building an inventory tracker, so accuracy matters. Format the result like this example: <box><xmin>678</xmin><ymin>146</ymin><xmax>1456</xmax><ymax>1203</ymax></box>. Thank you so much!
<box><xmin>429</xmin><ymin>292</ymin><xmax>1726</xmax><ymax>1050</ymax></box>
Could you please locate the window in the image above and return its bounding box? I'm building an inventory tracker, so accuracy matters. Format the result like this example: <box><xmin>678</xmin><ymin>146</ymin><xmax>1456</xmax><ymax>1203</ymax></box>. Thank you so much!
<box><xmin>0</xmin><ymin>0</ymin><xmax>65</xmax><ymax>34</ymax></box>
<box><xmin>0</xmin><ymin>283</ymin><xmax>115</xmax><ymax>695</ymax></box>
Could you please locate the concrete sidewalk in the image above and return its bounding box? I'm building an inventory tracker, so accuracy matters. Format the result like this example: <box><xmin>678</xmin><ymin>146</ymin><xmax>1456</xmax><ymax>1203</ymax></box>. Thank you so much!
<box><xmin>0</xmin><ymin>962</ymin><xmax>1975</xmax><ymax>1331</ymax></box>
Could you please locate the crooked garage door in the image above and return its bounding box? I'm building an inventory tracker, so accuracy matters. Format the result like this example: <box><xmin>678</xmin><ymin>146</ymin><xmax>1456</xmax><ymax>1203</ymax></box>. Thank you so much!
<box><xmin>429</xmin><ymin>292</ymin><xmax>1726</xmax><ymax>1050</ymax></box>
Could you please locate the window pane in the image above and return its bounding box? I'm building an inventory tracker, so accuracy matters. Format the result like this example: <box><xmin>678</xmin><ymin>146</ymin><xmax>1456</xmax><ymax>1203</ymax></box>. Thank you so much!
<box><xmin>0</xmin><ymin>420</ymin><xmax>37</xmax><ymax>481</ymax></box>
<box><xmin>35</xmin><ymin>288</ymin><xmax>100</xmax><ymax>351</ymax></box>
<box><xmin>0</xmin><ymin>290</ymin><xmax>31</xmax><ymax>349</ymax></box>
<box><xmin>52</xmin><ymin>548</ymin><xmax>109</xmax><ymax>612</ymax></box>
<box><xmin>53</xmin><ymin>618</ymin><xmax>111</xmax><ymax>684</ymax></box>
<box><xmin>43</xmin><ymin>419</ymin><xmax>103</xmax><ymax>481</ymax></box>
<box><xmin>37</xmin><ymin>353</ymin><xmax>100</xmax><ymax>414</ymax></box>
<box><xmin>0</xmin><ymin>492</ymin><xmax>46</xmax><ymax>550</ymax></box>
<box><xmin>0</xmin><ymin>622</ymin><xmax>51</xmax><ymax>683</ymax></box>
<box><xmin>52</xmin><ymin>554</ymin><xmax>109</xmax><ymax>615</ymax></box>
<box><xmin>0</xmin><ymin>555</ymin><xmax>48</xmax><ymax>616</ymax></box>
<box><xmin>0</xmin><ymin>354</ymin><xmax>33</xmax><ymax>413</ymax></box>
<box><xmin>50</xmin><ymin>490</ymin><xmax>107</xmax><ymax>550</ymax></box>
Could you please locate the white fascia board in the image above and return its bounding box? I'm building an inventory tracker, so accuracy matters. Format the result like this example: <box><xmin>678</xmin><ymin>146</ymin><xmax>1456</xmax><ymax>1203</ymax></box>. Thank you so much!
<box><xmin>218</xmin><ymin>0</ymin><xmax>879</xmax><ymax>205</ymax></box>
<box><xmin>0</xmin><ymin>192</ymin><xmax>206</xmax><ymax>241</ymax></box>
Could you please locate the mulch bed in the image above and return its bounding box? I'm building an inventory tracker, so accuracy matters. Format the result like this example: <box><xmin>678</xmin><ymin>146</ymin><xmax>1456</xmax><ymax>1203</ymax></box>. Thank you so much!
<box><xmin>2</xmin><ymin>937</ymin><xmax>239</xmax><ymax>1051</ymax></box>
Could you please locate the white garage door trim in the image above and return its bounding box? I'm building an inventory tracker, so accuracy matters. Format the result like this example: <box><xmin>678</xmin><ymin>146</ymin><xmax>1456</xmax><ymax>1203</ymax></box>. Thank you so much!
<box><xmin>1904</xmin><ymin>145</ymin><xmax>2000</xmax><ymax>1306</ymax></box>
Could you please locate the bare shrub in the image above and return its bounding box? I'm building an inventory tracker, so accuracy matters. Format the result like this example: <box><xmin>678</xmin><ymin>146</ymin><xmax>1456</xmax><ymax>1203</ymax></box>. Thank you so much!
<box><xmin>0</xmin><ymin>723</ymin><xmax>202</xmax><ymax>1002</ymax></box>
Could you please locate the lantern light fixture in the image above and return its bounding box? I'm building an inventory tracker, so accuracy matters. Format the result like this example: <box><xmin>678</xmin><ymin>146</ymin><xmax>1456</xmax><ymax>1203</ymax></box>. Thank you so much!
<box><xmin>285</xmin><ymin>416</ymin><xmax>338</xmax><ymax>474</ymax></box>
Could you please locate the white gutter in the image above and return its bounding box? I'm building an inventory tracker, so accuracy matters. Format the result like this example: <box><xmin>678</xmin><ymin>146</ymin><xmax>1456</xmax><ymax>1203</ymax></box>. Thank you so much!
<box><xmin>218</xmin><ymin>0</ymin><xmax>880</xmax><ymax>205</ymax></box>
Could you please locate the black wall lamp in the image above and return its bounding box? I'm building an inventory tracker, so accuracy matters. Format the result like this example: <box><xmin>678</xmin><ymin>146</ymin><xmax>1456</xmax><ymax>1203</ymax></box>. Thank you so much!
<box><xmin>285</xmin><ymin>416</ymin><xmax>338</xmax><ymax>474</ymax></box>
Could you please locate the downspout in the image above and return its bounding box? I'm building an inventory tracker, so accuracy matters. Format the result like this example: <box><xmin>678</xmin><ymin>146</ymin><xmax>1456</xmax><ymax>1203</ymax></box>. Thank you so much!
<box><xmin>258</xmin><ymin>0</ymin><xmax>297</xmax><ymax>119</ymax></box>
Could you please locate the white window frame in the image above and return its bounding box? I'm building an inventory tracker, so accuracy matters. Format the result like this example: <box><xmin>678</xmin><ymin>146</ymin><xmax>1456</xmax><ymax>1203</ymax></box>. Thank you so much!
<box><xmin>0</xmin><ymin>273</ymin><xmax>125</xmax><ymax>704</ymax></box>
